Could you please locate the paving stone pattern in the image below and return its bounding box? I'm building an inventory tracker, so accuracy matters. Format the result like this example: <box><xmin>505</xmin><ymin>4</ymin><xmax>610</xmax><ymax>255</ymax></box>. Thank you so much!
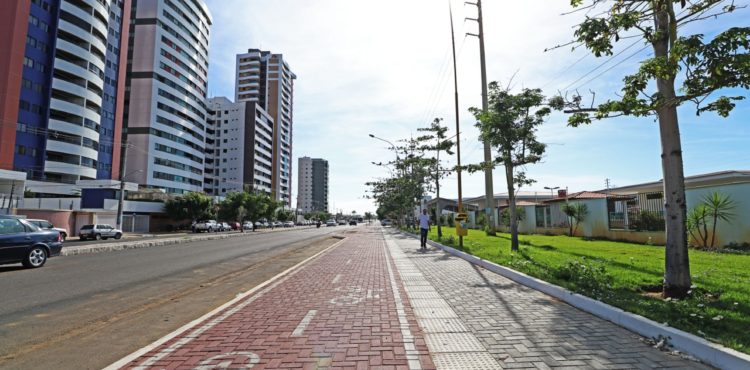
<box><xmin>386</xmin><ymin>232</ymin><xmax>714</xmax><ymax>370</ymax></box>
<box><xmin>119</xmin><ymin>229</ymin><xmax>435</xmax><ymax>369</ymax></box>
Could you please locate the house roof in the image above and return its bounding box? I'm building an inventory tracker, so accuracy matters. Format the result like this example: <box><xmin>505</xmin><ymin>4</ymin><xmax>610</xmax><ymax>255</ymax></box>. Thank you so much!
<box><xmin>498</xmin><ymin>200</ymin><xmax>540</xmax><ymax>208</ymax></box>
<box><xmin>463</xmin><ymin>190</ymin><xmax>556</xmax><ymax>204</ymax></box>
<box><xmin>603</xmin><ymin>170</ymin><xmax>750</xmax><ymax>194</ymax></box>
<box><xmin>541</xmin><ymin>191</ymin><xmax>634</xmax><ymax>204</ymax></box>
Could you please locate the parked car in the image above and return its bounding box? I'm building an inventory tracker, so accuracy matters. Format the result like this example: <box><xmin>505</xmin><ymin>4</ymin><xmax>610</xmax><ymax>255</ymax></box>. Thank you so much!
<box><xmin>337</xmin><ymin>219</ymin><xmax>347</xmax><ymax>226</ymax></box>
<box><xmin>26</xmin><ymin>219</ymin><xmax>69</xmax><ymax>241</ymax></box>
<box><xmin>220</xmin><ymin>222</ymin><xmax>231</xmax><ymax>231</ymax></box>
<box><xmin>243</xmin><ymin>222</ymin><xmax>254</xmax><ymax>230</ymax></box>
<box><xmin>0</xmin><ymin>216</ymin><xmax>63</xmax><ymax>268</ymax></box>
<box><xmin>79</xmin><ymin>224</ymin><xmax>123</xmax><ymax>241</ymax></box>
<box><xmin>272</xmin><ymin>221</ymin><xmax>283</xmax><ymax>228</ymax></box>
<box><xmin>349</xmin><ymin>220</ymin><xmax>357</xmax><ymax>226</ymax></box>
<box><xmin>326</xmin><ymin>219</ymin><xmax>337</xmax><ymax>227</ymax></box>
<box><xmin>284</xmin><ymin>221</ymin><xmax>295</xmax><ymax>227</ymax></box>
<box><xmin>381</xmin><ymin>219</ymin><xmax>392</xmax><ymax>226</ymax></box>
<box><xmin>193</xmin><ymin>220</ymin><xmax>218</xmax><ymax>233</ymax></box>
<box><xmin>230</xmin><ymin>222</ymin><xmax>241</xmax><ymax>230</ymax></box>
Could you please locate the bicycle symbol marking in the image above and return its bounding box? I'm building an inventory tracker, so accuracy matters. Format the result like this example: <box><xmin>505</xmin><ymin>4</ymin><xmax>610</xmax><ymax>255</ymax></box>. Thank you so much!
<box><xmin>329</xmin><ymin>286</ymin><xmax>383</xmax><ymax>305</ymax></box>
<box><xmin>193</xmin><ymin>351</ymin><xmax>261</xmax><ymax>369</ymax></box>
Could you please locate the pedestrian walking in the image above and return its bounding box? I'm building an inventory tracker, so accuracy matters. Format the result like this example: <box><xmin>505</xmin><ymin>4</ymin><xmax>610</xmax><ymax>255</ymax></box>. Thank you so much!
<box><xmin>418</xmin><ymin>208</ymin><xmax>430</xmax><ymax>250</ymax></box>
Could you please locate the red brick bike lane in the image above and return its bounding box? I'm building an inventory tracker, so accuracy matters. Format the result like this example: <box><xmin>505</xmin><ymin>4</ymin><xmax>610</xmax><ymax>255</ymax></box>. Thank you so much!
<box><xmin>110</xmin><ymin>229</ymin><xmax>435</xmax><ymax>370</ymax></box>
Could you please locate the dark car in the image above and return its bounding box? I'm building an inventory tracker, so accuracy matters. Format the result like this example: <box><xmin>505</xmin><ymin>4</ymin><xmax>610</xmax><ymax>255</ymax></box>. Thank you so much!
<box><xmin>0</xmin><ymin>216</ymin><xmax>63</xmax><ymax>268</ymax></box>
<box><xmin>349</xmin><ymin>220</ymin><xmax>357</xmax><ymax>226</ymax></box>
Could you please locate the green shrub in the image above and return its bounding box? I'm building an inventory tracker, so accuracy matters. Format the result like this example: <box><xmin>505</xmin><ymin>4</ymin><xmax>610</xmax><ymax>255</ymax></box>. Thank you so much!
<box><xmin>554</xmin><ymin>258</ymin><xmax>614</xmax><ymax>297</ymax></box>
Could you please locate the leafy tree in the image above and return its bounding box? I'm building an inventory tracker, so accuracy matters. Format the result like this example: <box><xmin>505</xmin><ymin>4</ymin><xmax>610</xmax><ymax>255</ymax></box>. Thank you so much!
<box><xmin>218</xmin><ymin>192</ymin><xmax>251</xmax><ymax>223</ymax></box>
<box><xmin>469</xmin><ymin>85</ymin><xmax>555</xmax><ymax>251</ymax></box>
<box><xmin>687</xmin><ymin>204</ymin><xmax>710</xmax><ymax>247</ymax></box>
<box><xmin>276</xmin><ymin>209</ymin><xmax>295</xmax><ymax>222</ymax></box>
<box><xmin>553</xmin><ymin>0</ymin><xmax>749</xmax><ymax>297</ymax></box>
<box><xmin>165</xmin><ymin>192</ymin><xmax>214</xmax><ymax>222</ymax></box>
<box><xmin>416</xmin><ymin>118</ymin><xmax>455</xmax><ymax>239</ymax></box>
<box><xmin>364</xmin><ymin>212</ymin><xmax>374</xmax><ymax>221</ymax></box>
<box><xmin>501</xmin><ymin>207</ymin><xmax>526</xmax><ymax>227</ymax></box>
<box><xmin>562</xmin><ymin>203</ymin><xmax>589</xmax><ymax>236</ymax></box>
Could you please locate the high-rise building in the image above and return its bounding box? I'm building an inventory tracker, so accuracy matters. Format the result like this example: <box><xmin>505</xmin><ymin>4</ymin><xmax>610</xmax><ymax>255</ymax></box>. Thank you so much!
<box><xmin>123</xmin><ymin>0</ymin><xmax>211</xmax><ymax>194</ymax></box>
<box><xmin>235</xmin><ymin>49</ymin><xmax>295</xmax><ymax>204</ymax></box>
<box><xmin>204</xmin><ymin>97</ymin><xmax>274</xmax><ymax>197</ymax></box>
<box><xmin>0</xmin><ymin>0</ymin><xmax>131</xmax><ymax>187</ymax></box>
<box><xmin>297</xmin><ymin>157</ymin><xmax>328</xmax><ymax>214</ymax></box>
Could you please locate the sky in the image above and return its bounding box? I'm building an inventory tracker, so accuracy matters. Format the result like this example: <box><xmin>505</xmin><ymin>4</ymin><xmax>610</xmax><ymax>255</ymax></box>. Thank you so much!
<box><xmin>203</xmin><ymin>0</ymin><xmax>749</xmax><ymax>214</ymax></box>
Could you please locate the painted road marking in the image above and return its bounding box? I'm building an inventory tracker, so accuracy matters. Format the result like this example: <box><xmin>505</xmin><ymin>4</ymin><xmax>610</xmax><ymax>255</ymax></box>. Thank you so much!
<box><xmin>383</xmin><ymin>237</ymin><xmax>422</xmax><ymax>370</ymax></box>
<box><xmin>105</xmin><ymin>238</ymin><xmax>346</xmax><ymax>370</ymax></box>
<box><xmin>332</xmin><ymin>274</ymin><xmax>341</xmax><ymax>284</ymax></box>
<box><xmin>346</xmin><ymin>259</ymin><xmax>351</xmax><ymax>264</ymax></box>
<box><xmin>291</xmin><ymin>310</ymin><xmax>317</xmax><ymax>337</ymax></box>
<box><xmin>193</xmin><ymin>352</ymin><xmax>260</xmax><ymax>369</ymax></box>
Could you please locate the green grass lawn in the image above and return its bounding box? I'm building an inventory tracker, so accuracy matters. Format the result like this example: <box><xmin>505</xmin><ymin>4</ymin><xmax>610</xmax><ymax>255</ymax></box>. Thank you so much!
<box><xmin>425</xmin><ymin>227</ymin><xmax>750</xmax><ymax>354</ymax></box>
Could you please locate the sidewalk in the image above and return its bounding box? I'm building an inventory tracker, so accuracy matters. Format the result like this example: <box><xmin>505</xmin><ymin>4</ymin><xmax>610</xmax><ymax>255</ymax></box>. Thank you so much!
<box><xmin>109</xmin><ymin>228</ymin><xmax>710</xmax><ymax>369</ymax></box>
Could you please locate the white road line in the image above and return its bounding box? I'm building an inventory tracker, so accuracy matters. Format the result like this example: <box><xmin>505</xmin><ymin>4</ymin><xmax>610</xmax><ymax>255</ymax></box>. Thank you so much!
<box><xmin>383</xmin><ymin>238</ymin><xmax>422</xmax><ymax>370</ymax></box>
<box><xmin>291</xmin><ymin>310</ymin><xmax>317</xmax><ymax>337</ymax></box>
<box><xmin>104</xmin><ymin>238</ymin><xmax>346</xmax><ymax>370</ymax></box>
<box><xmin>346</xmin><ymin>259</ymin><xmax>351</xmax><ymax>264</ymax></box>
<box><xmin>332</xmin><ymin>274</ymin><xmax>341</xmax><ymax>284</ymax></box>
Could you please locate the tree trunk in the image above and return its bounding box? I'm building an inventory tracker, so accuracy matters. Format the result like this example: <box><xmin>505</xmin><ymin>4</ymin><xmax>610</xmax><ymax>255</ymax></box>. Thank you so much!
<box><xmin>505</xmin><ymin>163</ymin><xmax>519</xmax><ymax>252</ymax></box>
<box><xmin>653</xmin><ymin>1</ymin><xmax>691</xmax><ymax>298</ymax></box>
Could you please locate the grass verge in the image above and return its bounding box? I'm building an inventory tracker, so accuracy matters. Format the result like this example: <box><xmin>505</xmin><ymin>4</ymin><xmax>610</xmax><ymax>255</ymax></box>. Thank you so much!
<box><xmin>426</xmin><ymin>227</ymin><xmax>750</xmax><ymax>354</ymax></box>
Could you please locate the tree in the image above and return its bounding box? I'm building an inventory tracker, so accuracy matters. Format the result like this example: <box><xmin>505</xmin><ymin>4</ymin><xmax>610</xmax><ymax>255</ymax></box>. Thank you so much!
<box><xmin>416</xmin><ymin>118</ymin><xmax>455</xmax><ymax>239</ymax></box>
<box><xmin>562</xmin><ymin>203</ymin><xmax>589</xmax><ymax>236</ymax></box>
<box><xmin>554</xmin><ymin>0</ymin><xmax>749</xmax><ymax>298</ymax></box>
<box><xmin>469</xmin><ymin>85</ymin><xmax>554</xmax><ymax>252</ymax></box>
<box><xmin>218</xmin><ymin>192</ymin><xmax>251</xmax><ymax>223</ymax></box>
<box><xmin>276</xmin><ymin>208</ymin><xmax>295</xmax><ymax>222</ymax></box>
<box><xmin>164</xmin><ymin>192</ymin><xmax>214</xmax><ymax>222</ymax></box>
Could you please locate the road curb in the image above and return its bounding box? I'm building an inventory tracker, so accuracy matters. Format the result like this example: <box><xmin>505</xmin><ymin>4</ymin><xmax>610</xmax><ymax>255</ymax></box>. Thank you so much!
<box><xmin>104</xmin><ymin>236</ymin><xmax>347</xmax><ymax>370</ymax></box>
<box><xmin>61</xmin><ymin>227</ymin><xmax>316</xmax><ymax>256</ymax></box>
<box><xmin>394</xmin><ymin>229</ymin><xmax>750</xmax><ymax>370</ymax></box>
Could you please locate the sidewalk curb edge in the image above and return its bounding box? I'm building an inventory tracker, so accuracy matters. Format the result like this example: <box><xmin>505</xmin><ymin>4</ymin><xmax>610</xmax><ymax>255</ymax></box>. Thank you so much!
<box><xmin>395</xmin><ymin>230</ymin><xmax>750</xmax><ymax>370</ymax></box>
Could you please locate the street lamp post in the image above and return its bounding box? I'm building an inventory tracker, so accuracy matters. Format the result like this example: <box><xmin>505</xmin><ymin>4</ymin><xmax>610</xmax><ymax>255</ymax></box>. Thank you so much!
<box><xmin>544</xmin><ymin>186</ymin><xmax>560</xmax><ymax>199</ymax></box>
<box><xmin>116</xmin><ymin>169</ymin><xmax>144</xmax><ymax>230</ymax></box>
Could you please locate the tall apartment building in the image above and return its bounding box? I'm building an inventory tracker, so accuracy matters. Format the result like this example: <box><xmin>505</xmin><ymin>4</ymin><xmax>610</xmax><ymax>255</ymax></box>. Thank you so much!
<box><xmin>296</xmin><ymin>157</ymin><xmax>328</xmax><ymax>214</ymax></box>
<box><xmin>204</xmin><ymin>97</ymin><xmax>274</xmax><ymax>197</ymax></box>
<box><xmin>123</xmin><ymin>0</ymin><xmax>211</xmax><ymax>194</ymax></box>
<box><xmin>235</xmin><ymin>49</ymin><xmax>296</xmax><ymax>204</ymax></box>
<box><xmin>0</xmin><ymin>0</ymin><xmax>131</xmax><ymax>188</ymax></box>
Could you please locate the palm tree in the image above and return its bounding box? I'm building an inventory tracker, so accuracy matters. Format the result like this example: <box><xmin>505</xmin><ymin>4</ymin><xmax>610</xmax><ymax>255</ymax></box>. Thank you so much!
<box><xmin>702</xmin><ymin>192</ymin><xmax>736</xmax><ymax>248</ymax></box>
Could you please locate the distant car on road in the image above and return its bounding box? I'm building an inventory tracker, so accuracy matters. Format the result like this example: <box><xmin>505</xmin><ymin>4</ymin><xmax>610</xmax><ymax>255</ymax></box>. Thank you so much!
<box><xmin>337</xmin><ymin>219</ymin><xmax>347</xmax><ymax>226</ymax></box>
<box><xmin>349</xmin><ymin>220</ymin><xmax>357</xmax><ymax>226</ymax></box>
<box><xmin>381</xmin><ymin>219</ymin><xmax>392</xmax><ymax>226</ymax></box>
<box><xmin>193</xmin><ymin>220</ymin><xmax>218</xmax><ymax>233</ymax></box>
<box><xmin>326</xmin><ymin>219</ymin><xmax>337</xmax><ymax>227</ymax></box>
<box><xmin>243</xmin><ymin>222</ymin><xmax>254</xmax><ymax>230</ymax></box>
<box><xmin>0</xmin><ymin>216</ymin><xmax>63</xmax><ymax>268</ymax></box>
<box><xmin>26</xmin><ymin>219</ymin><xmax>68</xmax><ymax>241</ymax></box>
<box><xmin>79</xmin><ymin>224</ymin><xmax>123</xmax><ymax>241</ymax></box>
<box><xmin>284</xmin><ymin>221</ymin><xmax>295</xmax><ymax>227</ymax></box>
<box><xmin>219</xmin><ymin>222</ymin><xmax>231</xmax><ymax>231</ymax></box>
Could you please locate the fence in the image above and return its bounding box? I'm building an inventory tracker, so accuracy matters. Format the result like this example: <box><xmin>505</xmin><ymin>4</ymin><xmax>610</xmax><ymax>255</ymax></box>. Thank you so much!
<box><xmin>607</xmin><ymin>192</ymin><xmax>665</xmax><ymax>231</ymax></box>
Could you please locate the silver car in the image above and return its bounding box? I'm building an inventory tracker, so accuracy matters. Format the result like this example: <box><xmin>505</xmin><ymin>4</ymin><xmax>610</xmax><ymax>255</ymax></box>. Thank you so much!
<box><xmin>79</xmin><ymin>224</ymin><xmax>123</xmax><ymax>241</ymax></box>
<box><xmin>26</xmin><ymin>219</ymin><xmax>69</xmax><ymax>241</ymax></box>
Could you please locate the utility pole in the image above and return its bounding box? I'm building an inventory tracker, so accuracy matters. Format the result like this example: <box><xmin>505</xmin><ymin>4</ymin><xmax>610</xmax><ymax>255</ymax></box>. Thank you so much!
<box><xmin>450</xmin><ymin>2</ymin><xmax>464</xmax><ymax>248</ymax></box>
<box><xmin>466</xmin><ymin>0</ymin><xmax>495</xmax><ymax>233</ymax></box>
<box><xmin>116</xmin><ymin>142</ymin><xmax>128</xmax><ymax>230</ymax></box>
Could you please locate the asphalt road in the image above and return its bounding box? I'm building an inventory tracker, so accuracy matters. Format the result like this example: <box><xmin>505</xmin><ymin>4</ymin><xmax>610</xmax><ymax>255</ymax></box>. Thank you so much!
<box><xmin>0</xmin><ymin>225</ymin><xmax>353</xmax><ymax>369</ymax></box>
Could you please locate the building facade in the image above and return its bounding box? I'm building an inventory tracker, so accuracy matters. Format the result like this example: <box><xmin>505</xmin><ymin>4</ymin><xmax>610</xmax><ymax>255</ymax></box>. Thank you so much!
<box><xmin>296</xmin><ymin>157</ymin><xmax>328</xmax><ymax>214</ymax></box>
<box><xmin>204</xmin><ymin>97</ymin><xmax>274</xmax><ymax>197</ymax></box>
<box><xmin>123</xmin><ymin>0</ymin><xmax>211</xmax><ymax>194</ymax></box>
<box><xmin>0</xmin><ymin>0</ymin><xmax>131</xmax><ymax>190</ymax></box>
<box><xmin>235</xmin><ymin>49</ymin><xmax>295</xmax><ymax>204</ymax></box>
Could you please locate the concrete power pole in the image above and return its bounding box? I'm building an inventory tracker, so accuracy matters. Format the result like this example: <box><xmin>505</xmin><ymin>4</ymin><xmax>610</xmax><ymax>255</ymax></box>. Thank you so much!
<box><xmin>466</xmin><ymin>0</ymin><xmax>495</xmax><ymax>232</ymax></box>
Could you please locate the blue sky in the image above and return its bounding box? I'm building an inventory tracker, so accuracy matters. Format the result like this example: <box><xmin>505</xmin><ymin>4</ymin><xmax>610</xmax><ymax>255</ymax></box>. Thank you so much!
<box><xmin>203</xmin><ymin>0</ymin><xmax>749</xmax><ymax>213</ymax></box>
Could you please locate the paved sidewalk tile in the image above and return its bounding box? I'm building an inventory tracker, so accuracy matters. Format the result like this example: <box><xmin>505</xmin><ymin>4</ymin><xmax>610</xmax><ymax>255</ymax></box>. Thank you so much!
<box><xmin>385</xmin><ymin>231</ymin><xmax>714</xmax><ymax>370</ymax></box>
<box><xmin>116</xmin><ymin>229</ymin><xmax>435</xmax><ymax>369</ymax></box>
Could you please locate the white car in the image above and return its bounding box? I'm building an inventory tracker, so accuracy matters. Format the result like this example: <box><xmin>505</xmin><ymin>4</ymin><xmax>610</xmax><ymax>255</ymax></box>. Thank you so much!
<box><xmin>243</xmin><ymin>222</ymin><xmax>254</xmax><ymax>230</ymax></box>
<box><xmin>79</xmin><ymin>224</ymin><xmax>123</xmax><ymax>241</ymax></box>
<box><xmin>26</xmin><ymin>219</ymin><xmax>69</xmax><ymax>241</ymax></box>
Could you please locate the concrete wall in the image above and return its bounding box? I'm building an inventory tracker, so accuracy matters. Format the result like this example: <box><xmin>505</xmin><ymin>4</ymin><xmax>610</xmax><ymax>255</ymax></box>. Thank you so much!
<box><xmin>685</xmin><ymin>182</ymin><xmax>750</xmax><ymax>247</ymax></box>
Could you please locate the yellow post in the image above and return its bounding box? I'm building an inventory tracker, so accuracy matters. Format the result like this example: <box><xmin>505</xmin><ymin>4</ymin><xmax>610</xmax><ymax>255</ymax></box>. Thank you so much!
<box><xmin>454</xmin><ymin>212</ymin><xmax>468</xmax><ymax>237</ymax></box>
